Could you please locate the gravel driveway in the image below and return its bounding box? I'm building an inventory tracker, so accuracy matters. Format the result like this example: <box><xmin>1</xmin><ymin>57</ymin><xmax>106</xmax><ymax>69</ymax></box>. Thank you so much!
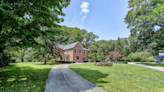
<box><xmin>44</xmin><ymin>64</ymin><xmax>107</xmax><ymax>92</ymax></box>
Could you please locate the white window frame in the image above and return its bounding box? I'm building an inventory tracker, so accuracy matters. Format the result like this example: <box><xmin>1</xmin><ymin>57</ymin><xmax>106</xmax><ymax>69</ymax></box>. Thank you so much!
<box><xmin>77</xmin><ymin>56</ymin><xmax>80</xmax><ymax>61</ymax></box>
<box><xmin>74</xmin><ymin>49</ymin><xmax>77</xmax><ymax>53</ymax></box>
<box><xmin>80</xmin><ymin>49</ymin><xmax>82</xmax><ymax>54</ymax></box>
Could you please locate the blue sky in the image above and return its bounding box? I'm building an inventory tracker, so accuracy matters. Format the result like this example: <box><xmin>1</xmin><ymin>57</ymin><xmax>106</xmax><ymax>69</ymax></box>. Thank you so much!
<box><xmin>59</xmin><ymin>0</ymin><xmax>130</xmax><ymax>40</ymax></box>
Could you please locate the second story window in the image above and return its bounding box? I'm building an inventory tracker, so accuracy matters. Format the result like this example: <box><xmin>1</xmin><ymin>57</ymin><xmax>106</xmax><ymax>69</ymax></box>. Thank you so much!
<box><xmin>70</xmin><ymin>50</ymin><xmax>71</xmax><ymax>54</ymax></box>
<box><xmin>80</xmin><ymin>49</ymin><xmax>82</xmax><ymax>54</ymax></box>
<box><xmin>74</xmin><ymin>49</ymin><xmax>77</xmax><ymax>53</ymax></box>
<box><xmin>84</xmin><ymin>51</ymin><xmax>86</xmax><ymax>55</ymax></box>
<box><xmin>67</xmin><ymin>50</ymin><xmax>68</xmax><ymax>54</ymax></box>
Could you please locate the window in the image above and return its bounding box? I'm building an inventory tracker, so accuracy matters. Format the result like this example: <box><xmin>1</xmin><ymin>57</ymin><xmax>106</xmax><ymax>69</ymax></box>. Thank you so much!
<box><xmin>83</xmin><ymin>57</ymin><xmax>86</xmax><ymax>61</ymax></box>
<box><xmin>70</xmin><ymin>56</ymin><xmax>71</xmax><ymax>59</ymax></box>
<box><xmin>77</xmin><ymin>56</ymin><xmax>80</xmax><ymax>60</ymax></box>
<box><xmin>67</xmin><ymin>50</ymin><xmax>68</xmax><ymax>54</ymax></box>
<box><xmin>70</xmin><ymin>50</ymin><xmax>71</xmax><ymax>54</ymax></box>
<box><xmin>74</xmin><ymin>49</ymin><xmax>77</xmax><ymax>53</ymax></box>
<box><xmin>80</xmin><ymin>49</ymin><xmax>82</xmax><ymax>54</ymax></box>
<box><xmin>84</xmin><ymin>51</ymin><xmax>86</xmax><ymax>55</ymax></box>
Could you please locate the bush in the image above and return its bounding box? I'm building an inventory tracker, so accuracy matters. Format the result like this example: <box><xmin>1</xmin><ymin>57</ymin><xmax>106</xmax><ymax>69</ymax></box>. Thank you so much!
<box><xmin>88</xmin><ymin>59</ymin><xmax>93</xmax><ymax>62</ymax></box>
<box><xmin>95</xmin><ymin>61</ymin><xmax>112</xmax><ymax>66</ymax></box>
<box><xmin>123</xmin><ymin>61</ymin><xmax>128</xmax><ymax>64</ymax></box>
<box><xmin>57</xmin><ymin>61</ymin><xmax>75</xmax><ymax>63</ymax></box>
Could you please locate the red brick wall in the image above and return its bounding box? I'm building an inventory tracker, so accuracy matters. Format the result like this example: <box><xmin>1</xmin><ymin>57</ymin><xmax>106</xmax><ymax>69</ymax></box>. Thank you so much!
<box><xmin>72</xmin><ymin>43</ymin><xmax>88</xmax><ymax>63</ymax></box>
<box><xmin>53</xmin><ymin>43</ymin><xmax>88</xmax><ymax>63</ymax></box>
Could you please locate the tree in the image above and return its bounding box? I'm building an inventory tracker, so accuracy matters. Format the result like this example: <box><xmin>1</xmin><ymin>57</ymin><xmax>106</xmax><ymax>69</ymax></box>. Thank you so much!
<box><xmin>97</xmin><ymin>48</ymin><xmax>104</xmax><ymax>61</ymax></box>
<box><xmin>115</xmin><ymin>37</ymin><xmax>124</xmax><ymax>55</ymax></box>
<box><xmin>82</xmin><ymin>31</ymin><xmax>99</xmax><ymax>49</ymax></box>
<box><xmin>0</xmin><ymin>0</ymin><xmax>71</xmax><ymax>66</ymax></box>
<box><xmin>124</xmin><ymin>0</ymin><xmax>164</xmax><ymax>52</ymax></box>
<box><xmin>108</xmin><ymin>51</ymin><xmax>122</xmax><ymax>61</ymax></box>
<box><xmin>88</xmin><ymin>52</ymin><xmax>97</xmax><ymax>63</ymax></box>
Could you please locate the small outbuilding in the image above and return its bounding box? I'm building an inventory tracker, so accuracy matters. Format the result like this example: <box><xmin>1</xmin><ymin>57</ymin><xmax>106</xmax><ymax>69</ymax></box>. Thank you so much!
<box><xmin>154</xmin><ymin>53</ymin><xmax>164</xmax><ymax>64</ymax></box>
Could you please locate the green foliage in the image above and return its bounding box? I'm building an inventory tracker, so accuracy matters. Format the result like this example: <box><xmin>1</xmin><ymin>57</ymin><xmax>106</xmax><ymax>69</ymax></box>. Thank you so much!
<box><xmin>125</xmin><ymin>0</ymin><xmax>164</xmax><ymax>52</ymax></box>
<box><xmin>115</xmin><ymin>37</ymin><xmax>123</xmax><ymax>55</ymax></box>
<box><xmin>97</xmin><ymin>48</ymin><xmax>104</xmax><ymax>61</ymax></box>
<box><xmin>127</xmin><ymin>52</ymin><xmax>152</xmax><ymax>62</ymax></box>
<box><xmin>123</xmin><ymin>61</ymin><xmax>128</xmax><ymax>64</ymax></box>
<box><xmin>88</xmin><ymin>52</ymin><xmax>97</xmax><ymax>60</ymax></box>
<box><xmin>88</xmin><ymin>59</ymin><xmax>93</xmax><ymax>62</ymax></box>
<box><xmin>54</xmin><ymin>26</ymin><xmax>99</xmax><ymax>49</ymax></box>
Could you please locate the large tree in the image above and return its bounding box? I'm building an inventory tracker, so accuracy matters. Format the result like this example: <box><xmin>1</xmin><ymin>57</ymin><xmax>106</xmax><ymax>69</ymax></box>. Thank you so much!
<box><xmin>124</xmin><ymin>0</ymin><xmax>164</xmax><ymax>52</ymax></box>
<box><xmin>0</xmin><ymin>0</ymin><xmax>70</xmax><ymax>66</ymax></box>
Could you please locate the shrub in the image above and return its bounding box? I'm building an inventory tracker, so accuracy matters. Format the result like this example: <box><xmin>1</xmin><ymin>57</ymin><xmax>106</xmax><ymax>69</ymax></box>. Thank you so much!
<box><xmin>88</xmin><ymin>59</ymin><xmax>93</xmax><ymax>62</ymax></box>
<box><xmin>95</xmin><ymin>61</ymin><xmax>112</xmax><ymax>66</ymax></box>
<box><xmin>123</xmin><ymin>61</ymin><xmax>128</xmax><ymax>64</ymax></box>
<box><xmin>148</xmin><ymin>57</ymin><xmax>155</xmax><ymax>62</ymax></box>
<box><xmin>57</xmin><ymin>61</ymin><xmax>75</xmax><ymax>63</ymax></box>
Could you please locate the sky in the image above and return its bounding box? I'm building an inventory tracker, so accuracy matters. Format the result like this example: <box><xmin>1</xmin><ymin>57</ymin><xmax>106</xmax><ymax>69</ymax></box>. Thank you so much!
<box><xmin>59</xmin><ymin>0</ymin><xmax>130</xmax><ymax>41</ymax></box>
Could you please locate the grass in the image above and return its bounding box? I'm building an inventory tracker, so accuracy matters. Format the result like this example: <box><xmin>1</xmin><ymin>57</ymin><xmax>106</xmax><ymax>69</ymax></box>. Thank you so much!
<box><xmin>137</xmin><ymin>62</ymin><xmax>164</xmax><ymax>67</ymax></box>
<box><xmin>69</xmin><ymin>63</ymin><xmax>164</xmax><ymax>92</ymax></box>
<box><xmin>0</xmin><ymin>62</ymin><xmax>59</xmax><ymax>92</ymax></box>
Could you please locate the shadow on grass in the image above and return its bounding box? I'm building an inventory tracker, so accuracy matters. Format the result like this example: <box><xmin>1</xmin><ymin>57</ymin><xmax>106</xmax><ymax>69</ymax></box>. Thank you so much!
<box><xmin>69</xmin><ymin>68</ymin><xmax>109</xmax><ymax>87</ymax></box>
<box><xmin>0</xmin><ymin>64</ymin><xmax>52</xmax><ymax>92</ymax></box>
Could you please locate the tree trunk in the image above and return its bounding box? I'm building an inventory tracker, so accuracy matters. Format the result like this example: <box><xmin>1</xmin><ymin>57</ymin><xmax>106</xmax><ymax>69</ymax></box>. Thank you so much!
<box><xmin>94</xmin><ymin>59</ymin><xmax>96</xmax><ymax>63</ymax></box>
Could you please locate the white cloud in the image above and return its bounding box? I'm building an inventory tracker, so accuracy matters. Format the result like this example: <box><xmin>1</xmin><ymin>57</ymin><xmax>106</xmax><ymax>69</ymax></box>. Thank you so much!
<box><xmin>80</xmin><ymin>2</ymin><xmax>89</xmax><ymax>14</ymax></box>
<box><xmin>80</xmin><ymin>2</ymin><xmax>89</xmax><ymax>9</ymax></box>
<box><xmin>82</xmin><ymin>9</ymin><xmax>89</xmax><ymax>14</ymax></box>
<box><xmin>82</xmin><ymin>16</ymin><xmax>87</xmax><ymax>21</ymax></box>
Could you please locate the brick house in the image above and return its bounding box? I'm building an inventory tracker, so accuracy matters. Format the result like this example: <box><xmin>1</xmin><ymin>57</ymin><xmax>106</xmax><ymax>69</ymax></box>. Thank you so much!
<box><xmin>53</xmin><ymin>42</ymin><xmax>88</xmax><ymax>63</ymax></box>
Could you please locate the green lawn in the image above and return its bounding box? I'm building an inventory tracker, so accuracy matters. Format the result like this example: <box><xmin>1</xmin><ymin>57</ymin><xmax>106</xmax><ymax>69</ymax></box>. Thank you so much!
<box><xmin>0</xmin><ymin>62</ymin><xmax>59</xmax><ymax>92</ymax></box>
<box><xmin>69</xmin><ymin>63</ymin><xmax>164</xmax><ymax>92</ymax></box>
<box><xmin>137</xmin><ymin>62</ymin><xmax>164</xmax><ymax>67</ymax></box>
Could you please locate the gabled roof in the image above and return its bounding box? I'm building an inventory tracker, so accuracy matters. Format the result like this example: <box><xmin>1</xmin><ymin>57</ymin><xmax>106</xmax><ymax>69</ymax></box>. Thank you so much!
<box><xmin>56</xmin><ymin>41</ymin><xmax>87</xmax><ymax>50</ymax></box>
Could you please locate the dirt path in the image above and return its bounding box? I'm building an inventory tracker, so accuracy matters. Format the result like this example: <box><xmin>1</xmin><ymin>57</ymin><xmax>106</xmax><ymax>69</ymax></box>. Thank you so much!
<box><xmin>44</xmin><ymin>64</ymin><xmax>107</xmax><ymax>92</ymax></box>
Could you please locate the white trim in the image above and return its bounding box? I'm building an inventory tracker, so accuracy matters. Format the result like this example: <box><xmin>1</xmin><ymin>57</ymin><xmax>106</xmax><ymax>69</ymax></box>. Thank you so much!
<box><xmin>77</xmin><ymin>56</ymin><xmax>80</xmax><ymax>61</ymax></box>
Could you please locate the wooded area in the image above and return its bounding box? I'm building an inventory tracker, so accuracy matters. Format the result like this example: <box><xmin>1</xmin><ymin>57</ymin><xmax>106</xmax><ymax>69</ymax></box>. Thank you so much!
<box><xmin>0</xmin><ymin>0</ymin><xmax>164</xmax><ymax>67</ymax></box>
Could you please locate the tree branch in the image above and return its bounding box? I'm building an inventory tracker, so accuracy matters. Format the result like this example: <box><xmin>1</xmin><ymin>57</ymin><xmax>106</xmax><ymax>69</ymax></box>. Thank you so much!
<box><xmin>0</xmin><ymin>28</ymin><xmax>14</xmax><ymax>47</ymax></box>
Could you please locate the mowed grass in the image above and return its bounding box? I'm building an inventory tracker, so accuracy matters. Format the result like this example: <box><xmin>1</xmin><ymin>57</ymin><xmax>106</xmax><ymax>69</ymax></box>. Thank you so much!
<box><xmin>69</xmin><ymin>63</ymin><xmax>164</xmax><ymax>92</ymax></box>
<box><xmin>0</xmin><ymin>62</ymin><xmax>58</xmax><ymax>92</ymax></box>
<box><xmin>137</xmin><ymin>62</ymin><xmax>164</xmax><ymax>67</ymax></box>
